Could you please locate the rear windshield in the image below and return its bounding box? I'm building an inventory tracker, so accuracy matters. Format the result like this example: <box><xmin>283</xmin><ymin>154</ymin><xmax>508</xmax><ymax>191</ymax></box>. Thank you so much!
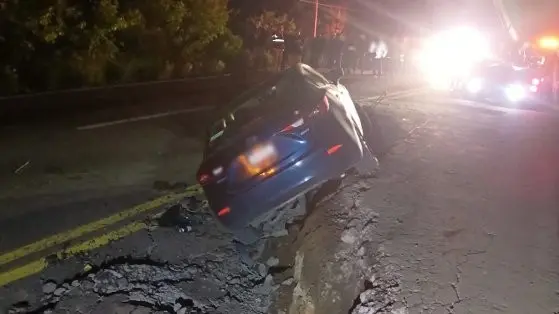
<box><xmin>206</xmin><ymin>70</ymin><xmax>305</xmax><ymax>147</ymax></box>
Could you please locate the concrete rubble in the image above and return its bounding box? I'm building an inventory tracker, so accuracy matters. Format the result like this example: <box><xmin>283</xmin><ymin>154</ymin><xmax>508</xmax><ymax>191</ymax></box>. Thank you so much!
<box><xmin>6</xmin><ymin>156</ymin><xmax>405</xmax><ymax>314</ymax></box>
<box><xmin>5</xmin><ymin>197</ymin><xmax>293</xmax><ymax>314</ymax></box>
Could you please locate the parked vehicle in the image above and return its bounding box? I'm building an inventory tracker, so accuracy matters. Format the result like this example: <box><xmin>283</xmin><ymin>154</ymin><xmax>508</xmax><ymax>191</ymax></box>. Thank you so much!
<box><xmin>451</xmin><ymin>62</ymin><xmax>545</xmax><ymax>105</ymax></box>
<box><xmin>196</xmin><ymin>64</ymin><xmax>379</xmax><ymax>239</ymax></box>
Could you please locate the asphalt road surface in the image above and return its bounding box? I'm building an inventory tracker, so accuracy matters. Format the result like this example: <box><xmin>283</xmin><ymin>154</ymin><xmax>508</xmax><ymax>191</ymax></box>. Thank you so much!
<box><xmin>267</xmin><ymin>91</ymin><xmax>559</xmax><ymax>314</ymax></box>
<box><xmin>0</xmin><ymin>75</ymin><xmax>412</xmax><ymax>280</ymax></box>
<box><xmin>1</xmin><ymin>82</ymin><xmax>558</xmax><ymax>313</ymax></box>
<box><xmin>361</xmin><ymin>92</ymin><xmax>559</xmax><ymax>313</ymax></box>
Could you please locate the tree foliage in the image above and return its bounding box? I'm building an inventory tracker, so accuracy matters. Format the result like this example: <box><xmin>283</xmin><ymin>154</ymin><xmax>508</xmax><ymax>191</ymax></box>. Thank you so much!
<box><xmin>249</xmin><ymin>11</ymin><xmax>297</xmax><ymax>35</ymax></box>
<box><xmin>0</xmin><ymin>0</ymin><xmax>241</xmax><ymax>95</ymax></box>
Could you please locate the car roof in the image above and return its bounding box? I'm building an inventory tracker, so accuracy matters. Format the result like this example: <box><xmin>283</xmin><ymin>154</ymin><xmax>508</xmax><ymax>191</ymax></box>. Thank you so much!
<box><xmin>215</xmin><ymin>64</ymin><xmax>322</xmax><ymax>118</ymax></box>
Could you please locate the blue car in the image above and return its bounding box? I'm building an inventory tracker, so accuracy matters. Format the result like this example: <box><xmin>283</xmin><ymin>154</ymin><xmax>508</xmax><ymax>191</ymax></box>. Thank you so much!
<box><xmin>197</xmin><ymin>64</ymin><xmax>376</xmax><ymax>234</ymax></box>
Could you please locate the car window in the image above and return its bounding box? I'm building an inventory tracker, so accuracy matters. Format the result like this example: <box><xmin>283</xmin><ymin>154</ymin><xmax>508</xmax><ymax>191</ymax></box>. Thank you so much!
<box><xmin>206</xmin><ymin>70</ymin><xmax>304</xmax><ymax>147</ymax></box>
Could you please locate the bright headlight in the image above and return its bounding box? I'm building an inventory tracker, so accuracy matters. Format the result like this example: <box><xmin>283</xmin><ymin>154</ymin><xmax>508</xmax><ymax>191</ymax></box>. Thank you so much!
<box><xmin>417</xmin><ymin>27</ymin><xmax>491</xmax><ymax>78</ymax></box>
<box><xmin>466</xmin><ymin>78</ymin><xmax>483</xmax><ymax>93</ymax></box>
<box><xmin>505</xmin><ymin>84</ymin><xmax>525</xmax><ymax>102</ymax></box>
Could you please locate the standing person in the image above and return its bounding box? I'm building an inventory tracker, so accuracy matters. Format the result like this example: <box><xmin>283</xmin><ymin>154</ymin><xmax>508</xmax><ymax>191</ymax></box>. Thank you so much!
<box><xmin>342</xmin><ymin>39</ymin><xmax>358</xmax><ymax>73</ymax></box>
<box><xmin>316</xmin><ymin>34</ymin><xmax>327</xmax><ymax>68</ymax></box>
<box><xmin>374</xmin><ymin>39</ymin><xmax>388</xmax><ymax>76</ymax></box>
<box><xmin>333</xmin><ymin>33</ymin><xmax>344</xmax><ymax>68</ymax></box>
<box><xmin>356</xmin><ymin>34</ymin><xmax>368</xmax><ymax>74</ymax></box>
<box><xmin>310</xmin><ymin>35</ymin><xmax>322</xmax><ymax>68</ymax></box>
<box><xmin>281</xmin><ymin>33</ymin><xmax>292</xmax><ymax>70</ymax></box>
<box><xmin>325</xmin><ymin>35</ymin><xmax>334</xmax><ymax>68</ymax></box>
<box><xmin>289</xmin><ymin>32</ymin><xmax>304</xmax><ymax>66</ymax></box>
<box><xmin>302</xmin><ymin>36</ymin><xmax>312</xmax><ymax>65</ymax></box>
<box><xmin>282</xmin><ymin>32</ymin><xmax>303</xmax><ymax>69</ymax></box>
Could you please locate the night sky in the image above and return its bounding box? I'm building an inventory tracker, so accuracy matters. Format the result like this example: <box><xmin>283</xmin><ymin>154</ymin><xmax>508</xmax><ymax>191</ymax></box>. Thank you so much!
<box><xmin>227</xmin><ymin>0</ymin><xmax>558</xmax><ymax>39</ymax></box>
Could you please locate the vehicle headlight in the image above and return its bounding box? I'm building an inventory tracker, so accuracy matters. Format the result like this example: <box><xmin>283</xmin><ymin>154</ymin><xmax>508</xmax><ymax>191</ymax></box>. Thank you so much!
<box><xmin>466</xmin><ymin>78</ymin><xmax>483</xmax><ymax>93</ymax></box>
<box><xmin>505</xmin><ymin>84</ymin><xmax>525</xmax><ymax>102</ymax></box>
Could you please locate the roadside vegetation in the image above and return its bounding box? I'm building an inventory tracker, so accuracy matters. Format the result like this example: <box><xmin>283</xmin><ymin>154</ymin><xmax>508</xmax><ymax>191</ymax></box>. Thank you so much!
<box><xmin>0</xmin><ymin>0</ymin><xmax>301</xmax><ymax>95</ymax></box>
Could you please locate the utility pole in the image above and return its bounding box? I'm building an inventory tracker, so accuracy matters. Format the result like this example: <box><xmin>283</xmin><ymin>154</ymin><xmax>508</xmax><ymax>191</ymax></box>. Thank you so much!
<box><xmin>300</xmin><ymin>0</ymin><xmax>349</xmax><ymax>37</ymax></box>
<box><xmin>313</xmin><ymin>0</ymin><xmax>319</xmax><ymax>37</ymax></box>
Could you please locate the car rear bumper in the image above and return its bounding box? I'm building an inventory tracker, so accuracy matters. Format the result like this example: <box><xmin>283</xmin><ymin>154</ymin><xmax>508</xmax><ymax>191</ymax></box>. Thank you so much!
<box><xmin>208</xmin><ymin>140</ymin><xmax>362</xmax><ymax>230</ymax></box>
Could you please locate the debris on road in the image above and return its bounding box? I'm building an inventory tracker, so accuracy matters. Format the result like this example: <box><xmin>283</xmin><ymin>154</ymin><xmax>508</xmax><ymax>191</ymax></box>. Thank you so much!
<box><xmin>14</xmin><ymin>161</ymin><xmax>30</xmax><ymax>174</ymax></box>
<box><xmin>349</xmin><ymin>275</ymin><xmax>402</xmax><ymax>314</ymax></box>
<box><xmin>4</xmin><ymin>196</ymin><xmax>304</xmax><ymax>314</ymax></box>
<box><xmin>158</xmin><ymin>196</ymin><xmax>209</xmax><ymax>233</ymax></box>
<box><xmin>266</xmin><ymin>257</ymin><xmax>280</xmax><ymax>267</ymax></box>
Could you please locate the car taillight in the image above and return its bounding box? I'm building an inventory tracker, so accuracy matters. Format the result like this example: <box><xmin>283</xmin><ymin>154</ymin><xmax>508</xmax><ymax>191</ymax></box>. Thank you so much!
<box><xmin>198</xmin><ymin>173</ymin><xmax>211</xmax><ymax>185</ymax></box>
<box><xmin>327</xmin><ymin>144</ymin><xmax>343</xmax><ymax>155</ymax></box>
<box><xmin>280</xmin><ymin>118</ymin><xmax>304</xmax><ymax>133</ymax></box>
<box><xmin>217</xmin><ymin>207</ymin><xmax>230</xmax><ymax>217</ymax></box>
<box><xmin>197</xmin><ymin>166</ymin><xmax>224</xmax><ymax>185</ymax></box>
<box><xmin>309</xmin><ymin>95</ymin><xmax>330</xmax><ymax>117</ymax></box>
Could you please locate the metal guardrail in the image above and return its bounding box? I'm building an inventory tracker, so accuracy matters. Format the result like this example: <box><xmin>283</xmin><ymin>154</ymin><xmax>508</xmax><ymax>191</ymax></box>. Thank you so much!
<box><xmin>0</xmin><ymin>67</ymin><xmax>415</xmax><ymax>123</ymax></box>
<box><xmin>0</xmin><ymin>74</ymin><xmax>233</xmax><ymax>101</ymax></box>
<box><xmin>0</xmin><ymin>71</ymin><xmax>274</xmax><ymax>121</ymax></box>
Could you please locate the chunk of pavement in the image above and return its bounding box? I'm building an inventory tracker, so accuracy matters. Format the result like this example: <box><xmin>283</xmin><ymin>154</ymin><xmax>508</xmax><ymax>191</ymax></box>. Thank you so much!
<box><xmin>360</xmin><ymin>289</ymin><xmax>379</xmax><ymax>304</ymax></box>
<box><xmin>341</xmin><ymin>228</ymin><xmax>358</xmax><ymax>244</ymax></box>
<box><xmin>116</xmin><ymin>277</ymin><xmax>129</xmax><ymax>288</ymax></box>
<box><xmin>357</xmin><ymin>246</ymin><xmax>366</xmax><ymax>256</ymax></box>
<box><xmin>173</xmin><ymin>303</ymin><xmax>182</xmax><ymax>312</ymax></box>
<box><xmin>71</xmin><ymin>280</ymin><xmax>80</xmax><ymax>287</ymax></box>
<box><xmin>177</xmin><ymin>308</ymin><xmax>187</xmax><ymax>314</ymax></box>
<box><xmin>266</xmin><ymin>257</ymin><xmax>280</xmax><ymax>267</ymax></box>
<box><xmin>42</xmin><ymin>281</ymin><xmax>57</xmax><ymax>294</ymax></box>
<box><xmin>293</xmin><ymin>251</ymin><xmax>304</xmax><ymax>282</ymax></box>
<box><xmin>281</xmin><ymin>277</ymin><xmax>295</xmax><ymax>286</ymax></box>
<box><xmin>268</xmin><ymin>229</ymin><xmax>289</xmax><ymax>238</ymax></box>
<box><xmin>53</xmin><ymin>287</ymin><xmax>66</xmax><ymax>296</ymax></box>
<box><xmin>352</xmin><ymin>305</ymin><xmax>380</xmax><ymax>314</ymax></box>
<box><xmin>131</xmin><ymin>307</ymin><xmax>153</xmax><ymax>314</ymax></box>
<box><xmin>258</xmin><ymin>264</ymin><xmax>268</xmax><ymax>277</ymax></box>
<box><xmin>256</xmin><ymin>274</ymin><xmax>278</xmax><ymax>295</ymax></box>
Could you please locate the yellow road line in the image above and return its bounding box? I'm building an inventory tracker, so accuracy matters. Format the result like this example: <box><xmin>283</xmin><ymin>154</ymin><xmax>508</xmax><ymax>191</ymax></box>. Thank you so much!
<box><xmin>0</xmin><ymin>260</ymin><xmax>48</xmax><ymax>287</ymax></box>
<box><xmin>0</xmin><ymin>184</ymin><xmax>202</xmax><ymax>268</ymax></box>
<box><xmin>0</xmin><ymin>221</ymin><xmax>149</xmax><ymax>287</ymax></box>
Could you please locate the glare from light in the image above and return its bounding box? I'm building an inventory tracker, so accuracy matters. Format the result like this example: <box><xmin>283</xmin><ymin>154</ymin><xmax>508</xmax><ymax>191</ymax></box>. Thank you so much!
<box><xmin>538</xmin><ymin>36</ymin><xmax>559</xmax><ymax>50</ymax></box>
<box><xmin>247</xmin><ymin>144</ymin><xmax>276</xmax><ymax>165</ymax></box>
<box><xmin>426</xmin><ymin>75</ymin><xmax>451</xmax><ymax>90</ymax></box>
<box><xmin>417</xmin><ymin>27</ymin><xmax>491</xmax><ymax>89</ymax></box>
<box><xmin>529</xmin><ymin>85</ymin><xmax>538</xmax><ymax>92</ymax></box>
<box><xmin>466</xmin><ymin>78</ymin><xmax>483</xmax><ymax>93</ymax></box>
<box><xmin>505</xmin><ymin>84</ymin><xmax>525</xmax><ymax>102</ymax></box>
